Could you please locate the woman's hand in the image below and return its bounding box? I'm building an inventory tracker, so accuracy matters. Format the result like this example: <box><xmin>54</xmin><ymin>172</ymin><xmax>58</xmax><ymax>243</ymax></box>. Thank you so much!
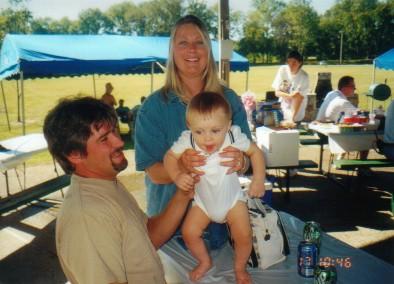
<box><xmin>219</xmin><ymin>146</ymin><xmax>244</xmax><ymax>174</ymax></box>
<box><xmin>180</xmin><ymin>148</ymin><xmax>206</xmax><ymax>183</ymax></box>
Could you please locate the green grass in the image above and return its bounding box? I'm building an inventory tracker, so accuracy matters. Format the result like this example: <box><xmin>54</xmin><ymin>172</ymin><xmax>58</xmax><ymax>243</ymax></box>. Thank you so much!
<box><xmin>1</xmin><ymin>65</ymin><xmax>393</xmax><ymax>165</ymax></box>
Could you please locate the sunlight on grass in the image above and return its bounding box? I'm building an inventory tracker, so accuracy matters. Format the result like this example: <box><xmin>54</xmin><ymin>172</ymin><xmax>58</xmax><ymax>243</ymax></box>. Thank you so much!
<box><xmin>1</xmin><ymin>64</ymin><xmax>392</xmax><ymax>149</ymax></box>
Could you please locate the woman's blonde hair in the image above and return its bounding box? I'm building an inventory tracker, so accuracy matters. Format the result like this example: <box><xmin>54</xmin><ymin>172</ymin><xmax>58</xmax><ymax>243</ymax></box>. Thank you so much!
<box><xmin>162</xmin><ymin>15</ymin><xmax>223</xmax><ymax>101</ymax></box>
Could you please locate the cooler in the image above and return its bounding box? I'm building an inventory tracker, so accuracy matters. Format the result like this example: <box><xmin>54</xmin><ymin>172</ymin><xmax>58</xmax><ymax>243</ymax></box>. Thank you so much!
<box><xmin>255</xmin><ymin>126</ymin><xmax>299</xmax><ymax>167</ymax></box>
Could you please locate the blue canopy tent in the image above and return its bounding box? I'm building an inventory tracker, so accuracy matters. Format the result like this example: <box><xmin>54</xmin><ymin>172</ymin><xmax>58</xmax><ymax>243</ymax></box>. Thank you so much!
<box><xmin>0</xmin><ymin>34</ymin><xmax>249</xmax><ymax>133</ymax></box>
<box><xmin>369</xmin><ymin>48</ymin><xmax>394</xmax><ymax>111</ymax></box>
<box><xmin>373</xmin><ymin>48</ymin><xmax>394</xmax><ymax>82</ymax></box>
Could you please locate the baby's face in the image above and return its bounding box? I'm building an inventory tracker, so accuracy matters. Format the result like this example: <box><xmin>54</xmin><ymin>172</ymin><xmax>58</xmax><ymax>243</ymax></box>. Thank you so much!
<box><xmin>188</xmin><ymin>109</ymin><xmax>231</xmax><ymax>154</ymax></box>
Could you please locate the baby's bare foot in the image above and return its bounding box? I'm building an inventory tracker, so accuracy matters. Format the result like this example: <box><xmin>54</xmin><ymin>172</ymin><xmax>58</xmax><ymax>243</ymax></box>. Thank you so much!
<box><xmin>235</xmin><ymin>269</ymin><xmax>252</xmax><ymax>284</ymax></box>
<box><xmin>189</xmin><ymin>261</ymin><xmax>212</xmax><ymax>282</ymax></box>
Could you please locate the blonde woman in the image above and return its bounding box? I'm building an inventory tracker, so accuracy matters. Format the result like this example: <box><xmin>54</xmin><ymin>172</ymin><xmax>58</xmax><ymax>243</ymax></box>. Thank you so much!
<box><xmin>135</xmin><ymin>15</ymin><xmax>252</xmax><ymax>250</ymax></box>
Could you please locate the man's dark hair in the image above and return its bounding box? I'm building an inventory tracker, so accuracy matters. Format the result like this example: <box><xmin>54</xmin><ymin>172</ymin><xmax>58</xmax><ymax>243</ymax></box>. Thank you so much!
<box><xmin>43</xmin><ymin>97</ymin><xmax>118</xmax><ymax>174</ymax></box>
<box><xmin>338</xmin><ymin>76</ymin><xmax>354</xmax><ymax>90</ymax></box>
<box><xmin>287</xmin><ymin>50</ymin><xmax>303</xmax><ymax>63</ymax></box>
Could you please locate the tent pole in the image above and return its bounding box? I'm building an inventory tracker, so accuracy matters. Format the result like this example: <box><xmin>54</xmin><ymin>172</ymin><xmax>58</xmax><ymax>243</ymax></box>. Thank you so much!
<box><xmin>16</xmin><ymin>79</ymin><xmax>21</xmax><ymax>122</ymax></box>
<box><xmin>92</xmin><ymin>74</ymin><xmax>97</xmax><ymax>98</ymax></box>
<box><xmin>245</xmin><ymin>71</ymin><xmax>249</xmax><ymax>91</ymax></box>
<box><xmin>1</xmin><ymin>81</ymin><xmax>11</xmax><ymax>131</ymax></box>
<box><xmin>372</xmin><ymin>60</ymin><xmax>376</xmax><ymax>84</ymax></box>
<box><xmin>150</xmin><ymin>62</ymin><xmax>154</xmax><ymax>93</ymax></box>
<box><xmin>21</xmin><ymin>72</ymin><xmax>26</xmax><ymax>135</ymax></box>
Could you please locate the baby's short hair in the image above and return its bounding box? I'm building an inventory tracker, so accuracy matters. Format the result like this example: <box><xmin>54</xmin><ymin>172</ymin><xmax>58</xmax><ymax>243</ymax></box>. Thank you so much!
<box><xmin>186</xmin><ymin>91</ymin><xmax>232</xmax><ymax>123</ymax></box>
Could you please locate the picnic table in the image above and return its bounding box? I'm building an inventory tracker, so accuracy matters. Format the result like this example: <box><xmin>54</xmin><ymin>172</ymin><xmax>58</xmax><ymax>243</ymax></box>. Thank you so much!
<box><xmin>308</xmin><ymin>122</ymin><xmax>379</xmax><ymax>154</ymax></box>
<box><xmin>159</xmin><ymin>211</ymin><xmax>394</xmax><ymax>283</ymax></box>
<box><xmin>1</xmin><ymin>133</ymin><xmax>48</xmax><ymax>196</ymax></box>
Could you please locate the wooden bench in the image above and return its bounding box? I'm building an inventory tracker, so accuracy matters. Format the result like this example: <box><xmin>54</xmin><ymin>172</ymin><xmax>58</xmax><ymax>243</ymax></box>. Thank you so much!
<box><xmin>333</xmin><ymin>159</ymin><xmax>394</xmax><ymax>170</ymax></box>
<box><xmin>0</xmin><ymin>175</ymin><xmax>70</xmax><ymax>214</ymax></box>
<box><xmin>299</xmin><ymin>137</ymin><xmax>327</xmax><ymax>173</ymax></box>
<box><xmin>267</xmin><ymin>160</ymin><xmax>318</xmax><ymax>200</ymax></box>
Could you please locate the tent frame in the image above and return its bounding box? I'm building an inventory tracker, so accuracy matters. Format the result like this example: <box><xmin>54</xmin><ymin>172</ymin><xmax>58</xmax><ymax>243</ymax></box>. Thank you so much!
<box><xmin>4</xmin><ymin>61</ymin><xmax>160</xmax><ymax>135</ymax></box>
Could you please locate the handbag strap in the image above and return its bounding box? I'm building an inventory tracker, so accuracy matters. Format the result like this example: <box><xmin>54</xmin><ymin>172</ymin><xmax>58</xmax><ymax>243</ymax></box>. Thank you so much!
<box><xmin>248</xmin><ymin>197</ymin><xmax>272</xmax><ymax>217</ymax></box>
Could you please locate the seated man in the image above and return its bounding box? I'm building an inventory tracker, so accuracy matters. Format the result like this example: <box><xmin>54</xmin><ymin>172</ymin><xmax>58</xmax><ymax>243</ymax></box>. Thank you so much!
<box><xmin>315</xmin><ymin>76</ymin><xmax>357</xmax><ymax>123</ymax></box>
<box><xmin>43</xmin><ymin>97</ymin><xmax>193</xmax><ymax>283</ymax></box>
<box><xmin>116</xmin><ymin>99</ymin><xmax>131</xmax><ymax>124</ymax></box>
<box><xmin>315</xmin><ymin>76</ymin><xmax>369</xmax><ymax>163</ymax></box>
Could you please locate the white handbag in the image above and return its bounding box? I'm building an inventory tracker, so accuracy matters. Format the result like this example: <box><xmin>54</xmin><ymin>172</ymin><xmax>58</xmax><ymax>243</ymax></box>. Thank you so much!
<box><xmin>246</xmin><ymin>198</ymin><xmax>290</xmax><ymax>269</ymax></box>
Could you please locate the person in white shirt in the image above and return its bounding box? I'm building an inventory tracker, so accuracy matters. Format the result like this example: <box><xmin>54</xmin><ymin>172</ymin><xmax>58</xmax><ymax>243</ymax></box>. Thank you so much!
<box><xmin>272</xmin><ymin>50</ymin><xmax>309</xmax><ymax>123</ymax></box>
<box><xmin>164</xmin><ymin>92</ymin><xmax>266</xmax><ymax>284</ymax></box>
<box><xmin>315</xmin><ymin>76</ymin><xmax>371</xmax><ymax>162</ymax></box>
<box><xmin>315</xmin><ymin>76</ymin><xmax>357</xmax><ymax>122</ymax></box>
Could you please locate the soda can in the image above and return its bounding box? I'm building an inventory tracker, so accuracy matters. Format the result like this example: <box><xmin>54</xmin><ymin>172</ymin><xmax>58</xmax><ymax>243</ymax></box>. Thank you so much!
<box><xmin>298</xmin><ymin>241</ymin><xmax>318</xmax><ymax>278</ymax></box>
<box><xmin>314</xmin><ymin>265</ymin><xmax>337</xmax><ymax>284</ymax></box>
<box><xmin>303</xmin><ymin>221</ymin><xmax>322</xmax><ymax>249</ymax></box>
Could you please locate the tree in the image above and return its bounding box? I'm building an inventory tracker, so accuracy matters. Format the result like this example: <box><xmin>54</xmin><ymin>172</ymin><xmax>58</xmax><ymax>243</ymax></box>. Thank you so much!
<box><xmin>237</xmin><ymin>0</ymin><xmax>285</xmax><ymax>63</ymax></box>
<box><xmin>318</xmin><ymin>0</ymin><xmax>388</xmax><ymax>60</ymax></box>
<box><xmin>0</xmin><ymin>8</ymin><xmax>32</xmax><ymax>43</ymax></box>
<box><xmin>31</xmin><ymin>17</ymin><xmax>79</xmax><ymax>34</ymax></box>
<box><xmin>271</xmin><ymin>0</ymin><xmax>319</xmax><ymax>59</ymax></box>
<box><xmin>368</xmin><ymin>0</ymin><xmax>394</xmax><ymax>57</ymax></box>
<box><xmin>78</xmin><ymin>8</ymin><xmax>114</xmax><ymax>34</ymax></box>
<box><xmin>238</xmin><ymin>11</ymin><xmax>271</xmax><ymax>63</ymax></box>
<box><xmin>139</xmin><ymin>0</ymin><xmax>182</xmax><ymax>36</ymax></box>
<box><xmin>106</xmin><ymin>2</ymin><xmax>145</xmax><ymax>35</ymax></box>
<box><xmin>184</xmin><ymin>0</ymin><xmax>217</xmax><ymax>37</ymax></box>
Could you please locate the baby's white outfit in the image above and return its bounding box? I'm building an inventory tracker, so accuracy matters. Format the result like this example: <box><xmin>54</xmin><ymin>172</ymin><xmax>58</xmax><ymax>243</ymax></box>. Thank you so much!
<box><xmin>171</xmin><ymin>125</ymin><xmax>250</xmax><ymax>223</ymax></box>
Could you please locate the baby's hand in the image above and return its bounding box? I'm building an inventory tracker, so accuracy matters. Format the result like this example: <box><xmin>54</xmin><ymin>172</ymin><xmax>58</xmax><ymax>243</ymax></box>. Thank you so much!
<box><xmin>248</xmin><ymin>179</ymin><xmax>265</xmax><ymax>198</ymax></box>
<box><xmin>175</xmin><ymin>172</ymin><xmax>195</xmax><ymax>193</ymax></box>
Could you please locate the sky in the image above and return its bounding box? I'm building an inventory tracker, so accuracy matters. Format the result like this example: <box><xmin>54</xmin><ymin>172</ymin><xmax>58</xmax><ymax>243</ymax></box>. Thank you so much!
<box><xmin>0</xmin><ymin>0</ymin><xmax>336</xmax><ymax>20</ymax></box>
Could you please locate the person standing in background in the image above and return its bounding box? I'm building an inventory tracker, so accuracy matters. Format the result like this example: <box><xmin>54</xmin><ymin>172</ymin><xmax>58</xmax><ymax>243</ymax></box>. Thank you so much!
<box><xmin>272</xmin><ymin>50</ymin><xmax>309</xmax><ymax>124</ymax></box>
<box><xmin>116</xmin><ymin>99</ymin><xmax>131</xmax><ymax>124</ymax></box>
<box><xmin>101</xmin><ymin>82</ymin><xmax>117</xmax><ymax>108</ymax></box>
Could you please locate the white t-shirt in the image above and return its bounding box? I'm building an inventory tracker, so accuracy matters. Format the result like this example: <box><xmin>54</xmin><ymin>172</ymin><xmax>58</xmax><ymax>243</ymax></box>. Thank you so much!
<box><xmin>272</xmin><ymin>65</ymin><xmax>309</xmax><ymax>122</ymax></box>
<box><xmin>171</xmin><ymin>125</ymin><xmax>250</xmax><ymax>223</ymax></box>
<box><xmin>56</xmin><ymin>175</ymin><xmax>165</xmax><ymax>284</ymax></box>
<box><xmin>315</xmin><ymin>90</ymin><xmax>356</xmax><ymax>122</ymax></box>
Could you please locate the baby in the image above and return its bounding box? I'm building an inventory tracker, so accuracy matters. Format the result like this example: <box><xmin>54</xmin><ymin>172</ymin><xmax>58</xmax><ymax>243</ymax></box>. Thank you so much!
<box><xmin>164</xmin><ymin>91</ymin><xmax>266</xmax><ymax>284</ymax></box>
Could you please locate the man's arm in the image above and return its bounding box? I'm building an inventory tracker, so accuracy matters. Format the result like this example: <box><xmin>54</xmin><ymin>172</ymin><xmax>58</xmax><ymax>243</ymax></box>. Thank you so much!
<box><xmin>163</xmin><ymin>150</ymin><xmax>183</xmax><ymax>182</ymax></box>
<box><xmin>147</xmin><ymin>189</ymin><xmax>191</xmax><ymax>249</ymax></box>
